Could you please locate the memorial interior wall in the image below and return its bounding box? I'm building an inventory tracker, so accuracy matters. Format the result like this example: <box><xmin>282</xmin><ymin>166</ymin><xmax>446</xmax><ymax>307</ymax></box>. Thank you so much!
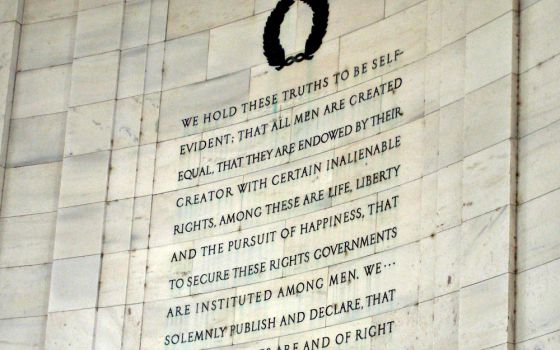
<box><xmin>0</xmin><ymin>0</ymin><xmax>558</xmax><ymax>349</ymax></box>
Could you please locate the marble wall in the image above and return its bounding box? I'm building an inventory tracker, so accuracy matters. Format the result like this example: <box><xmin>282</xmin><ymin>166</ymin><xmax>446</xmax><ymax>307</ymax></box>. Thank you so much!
<box><xmin>0</xmin><ymin>0</ymin><xmax>556</xmax><ymax>349</ymax></box>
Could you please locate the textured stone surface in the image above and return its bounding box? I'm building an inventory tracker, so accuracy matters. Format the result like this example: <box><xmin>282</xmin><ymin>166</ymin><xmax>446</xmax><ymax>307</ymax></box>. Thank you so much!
<box><xmin>0</xmin><ymin>1</ymin><xmax>557</xmax><ymax>349</ymax></box>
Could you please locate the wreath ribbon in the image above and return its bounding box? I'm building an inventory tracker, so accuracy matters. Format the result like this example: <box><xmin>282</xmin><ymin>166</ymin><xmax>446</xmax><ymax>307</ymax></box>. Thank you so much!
<box><xmin>263</xmin><ymin>0</ymin><xmax>330</xmax><ymax>71</ymax></box>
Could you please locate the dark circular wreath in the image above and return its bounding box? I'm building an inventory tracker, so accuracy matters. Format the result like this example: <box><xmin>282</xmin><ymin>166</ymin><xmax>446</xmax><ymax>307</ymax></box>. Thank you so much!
<box><xmin>263</xmin><ymin>0</ymin><xmax>330</xmax><ymax>71</ymax></box>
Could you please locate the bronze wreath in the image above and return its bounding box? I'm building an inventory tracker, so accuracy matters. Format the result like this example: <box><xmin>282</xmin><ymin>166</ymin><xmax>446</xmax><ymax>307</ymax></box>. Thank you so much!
<box><xmin>263</xmin><ymin>0</ymin><xmax>330</xmax><ymax>71</ymax></box>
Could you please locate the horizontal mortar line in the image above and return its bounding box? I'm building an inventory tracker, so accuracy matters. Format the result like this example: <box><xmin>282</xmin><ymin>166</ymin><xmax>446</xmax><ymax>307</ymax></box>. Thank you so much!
<box><xmin>0</xmin><ymin>261</ymin><xmax>52</xmax><ymax>270</ymax></box>
<box><xmin>417</xmin><ymin>289</ymin><xmax>460</xmax><ymax>306</ymax></box>
<box><xmin>516</xmin><ymin>328</ymin><xmax>560</xmax><ymax>345</ymax></box>
<box><xmin>517</xmin><ymin>256</ymin><xmax>560</xmax><ymax>275</ymax></box>
<box><xmin>518</xmin><ymin>106</ymin><xmax>560</xmax><ymax>139</ymax></box>
<box><xmin>0</xmin><ymin>314</ymin><xmax>47</xmax><ymax>322</ymax></box>
<box><xmin>19</xmin><ymin>13</ymin><xmax>74</xmax><ymax>27</ymax></box>
<box><xmin>0</xmin><ymin>208</ymin><xmax>59</xmax><ymax>220</ymax></box>
<box><xmin>146</xmin><ymin>135</ymin><xmax>516</xmax><ymax>252</ymax></box>
<box><xmin>480</xmin><ymin>342</ymin><xmax>515</xmax><ymax>350</ymax></box>
<box><xmin>465</xmin><ymin>9</ymin><xmax>519</xmax><ymax>36</ymax></box>
<box><xmin>518</xmin><ymin>45</ymin><xmax>560</xmax><ymax>75</ymax></box>
<box><xmin>13</xmin><ymin>59</ymin><xmax>73</xmax><ymax>76</ymax></box>
<box><xmin>517</xmin><ymin>185</ymin><xmax>560</xmax><ymax>209</ymax></box>
<box><xmin>518</xmin><ymin>116</ymin><xmax>560</xmax><ymax>142</ymax></box>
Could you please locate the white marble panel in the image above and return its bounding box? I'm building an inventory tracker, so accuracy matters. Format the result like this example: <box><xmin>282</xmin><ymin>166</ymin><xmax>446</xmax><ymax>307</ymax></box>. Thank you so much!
<box><xmin>131</xmin><ymin>196</ymin><xmax>151</xmax><ymax>249</ymax></box>
<box><xmin>430</xmin><ymin>227</ymin><xmax>461</xmax><ymax>298</ymax></box>
<box><xmin>516</xmin><ymin>259</ymin><xmax>560</xmax><ymax>342</ymax></box>
<box><xmin>114</xmin><ymin>96</ymin><xmax>142</xmax><ymax>149</ymax></box>
<box><xmin>419</xmin><ymin>171</ymin><xmax>438</xmax><ymax>239</ymax></box>
<box><xmin>436</xmin><ymin>163</ymin><xmax>463</xmax><ymax>232</ymax></box>
<box><xmin>23</xmin><ymin>0</ymin><xmax>77</xmax><ymax>24</ymax></box>
<box><xmin>103</xmin><ymin>199</ymin><xmax>133</xmax><ymax>254</ymax></box>
<box><xmin>148</xmin><ymin>0</ymin><xmax>168</xmax><ymax>44</ymax></box>
<box><xmin>0</xmin><ymin>212</ymin><xmax>56</xmax><ymax>267</ymax></box>
<box><xmin>64</xmin><ymin>101</ymin><xmax>115</xmax><ymax>157</ymax></box>
<box><xmin>45</xmin><ymin>309</ymin><xmax>96</xmax><ymax>350</ymax></box>
<box><xmin>0</xmin><ymin>0</ymin><xmax>23</xmax><ymax>23</ymax></box>
<box><xmin>466</xmin><ymin>0</ymin><xmax>516</xmax><ymax>33</ymax></box>
<box><xmin>7</xmin><ymin>112</ymin><xmax>66</xmax><ymax>167</ymax></box>
<box><xmin>0</xmin><ymin>21</ymin><xmax>18</xmax><ymax>123</ymax></box>
<box><xmin>462</xmin><ymin>140</ymin><xmax>514</xmax><ymax>220</ymax></box>
<box><xmin>424</xmin><ymin>53</ymin><xmax>441</xmax><ymax>112</ymax></box>
<box><xmin>69</xmin><ymin>51</ymin><xmax>119</xmax><ymax>107</ymax></box>
<box><xmin>121</xmin><ymin>303</ymin><xmax>143</xmax><ymax>350</ymax></box>
<box><xmin>94</xmin><ymin>306</ymin><xmax>125</xmax><ymax>350</ymax></box>
<box><xmin>98</xmin><ymin>252</ymin><xmax>129</xmax><ymax>307</ymax></box>
<box><xmin>18</xmin><ymin>17</ymin><xmax>76</xmax><ymax>71</ymax></box>
<box><xmin>141</xmin><ymin>288</ymin><xmax>236</xmax><ymax>349</ymax></box>
<box><xmin>255</xmin><ymin>0</ymin><xmax>277</xmax><ymax>13</ymax></box>
<box><xmin>78</xmin><ymin>0</ymin><xmax>121</xmax><ymax>11</ymax></box>
<box><xmin>140</xmin><ymin>92</ymin><xmax>160</xmax><ymax>144</ymax></box>
<box><xmin>144</xmin><ymin>42</ymin><xmax>165</xmax><ymax>94</ymax></box>
<box><xmin>135</xmin><ymin>143</ymin><xmax>156</xmax><ymax>196</ymax></box>
<box><xmin>107</xmin><ymin>146</ymin><xmax>139</xmax><ymax>201</ymax></box>
<box><xmin>162</xmin><ymin>31</ymin><xmax>209</xmax><ymax>90</ymax></box>
<box><xmin>0</xmin><ymin>264</ymin><xmax>51</xmax><ymax>318</ymax></box>
<box><xmin>438</xmin><ymin>99</ymin><xmax>464</xmax><ymax>168</ymax></box>
<box><xmin>440</xmin><ymin>0</ymin><xmax>466</xmax><ymax>46</ymax></box>
<box><xmin>121</xmin><ymin>0</ymin><xmax>150</xmax><ymax>50</ymax></box>
<box><xmin>518</xmin><ymin>120</ymin><xmax>560</xmax><ymax>203</ymax></box>
<box><xmin>207</xmin><ymin>10</ymin><xmax>297</xmax><ymax>79</ymax></box>
<box><xmin>438</xmin><ymin>39</ymin><xmax>466</xmax><ymax>107</ymax></box>
<box><xmin>434</xmin><ymin>293</ymin><xmax>460</xmax><ymax>348</ymax></box>
<box><xmin>12</xmin><ymin>64</ymin><xmax>71</xmax><ymax>119</ymax></box>
<box><xmin>326</xmin><ymin>243</ymin><xmax>420</xmax><ymax>326</ymax></box>
<box><xmin>125</xmin><ymin>249</ymin><xmax>148</xmax><ymax>304</ymax></box>
<box><xmin>48</xmin><ymin>255</ymin><xmax>101</xmax><ymax>312</ymax></box>
<box><xmin>464</xmin><ymin>75</ymin><xmax>515</xmax><ymax>156</ymax></box>
<box><xmin>519</xmin><ymin>54</ymin><xmax>560</xmax><ymax>137</ymax></box>
<box><xmin>295</xmin><ymin>0</ymin><xmax>384</xmax><ymax>50</ymax></box>
<box><xmin>118</xmin><ymin>46</ymin><xmax>147</xmax><ymax>99</ymax></box>
<box><xmin>1</xmin><ymin>162</ymin><xmax>61</xmax><ymax>217</ymax></box>
<box><xmin>229</xmin><ymin>339</ymin><xmax>278</xmax><ymax>350</ymax></box>
<box><xmin>54</xmin><ymin>202</ymin><xmax>104</xmax><ymax>259</ymax></box>
<box><xmin>339</xmin><ymin>2</ymin><xmax>427</xmax><ymax>84</ymax></box>
<box><xmin>144</xmin><ymin>241</ymin><xmax>195</xmax><ymax>302</ymax></box>
<box><xmin>159</xmin><ymin>69</ymin><xmax>250</xmax><ymax>140</ymax></box>
<box><xmin>516</xmin><ymin>331</ymin><xmax>560</xmax><ymax>350</ymax></box>
<box><xmin>386</xmin><ymin>0</ymin><xmax>424</xmax><ymax>16</ymax></box>
<box><xmin>58</xmin><ymin>151</ymin><xmax>110</xmax><ymax>208</ymax></box>
<box><xmin>520</xmin><ymin>0</ymin><xmax>560</xmax><ymax>72</ymax></box>
<box><xmin>74</xmin><ymin>3</ymin><xmax>123</xmax><ymax>58</ymax></box>
<box><xmin>461</xmin><ymin>206</ymin><xmax>514</xmax><ymax>287</ymax></box>
<box><xmin>465</xmin><ymin>12</ymin><xmax>516</xmax><ymax>93</ymax></box>
<box><xmin>459</xmin><ymin>274</ymin><xmax>514</xmax><ymax>349</ymax></box>
<box><xmin>167</xmin><ymin>0</ymin><xmax>254</xmax><ymax>39</ymax></box>
<box><xmin>517</xmin><ymin>189</ymin><xmax>560</xmax><ymax>272</ymax></box>
<box><xmin>0</xmin><ymin>316</ymin><xmax>45</xmax><ymax>350</ymax></box>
